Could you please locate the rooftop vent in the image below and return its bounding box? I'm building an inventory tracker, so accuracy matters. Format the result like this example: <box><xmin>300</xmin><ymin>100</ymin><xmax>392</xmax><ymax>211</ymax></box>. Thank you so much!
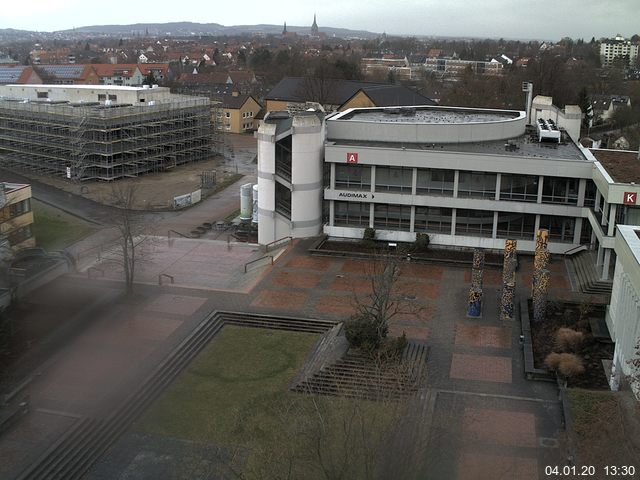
<box><xmin>536</xmin><ymin>118</ymin><xmax>561</xmax><ymax>143</ymax></box>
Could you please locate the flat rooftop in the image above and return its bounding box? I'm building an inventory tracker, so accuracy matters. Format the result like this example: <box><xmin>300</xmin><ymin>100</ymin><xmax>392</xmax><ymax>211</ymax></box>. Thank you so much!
<box><xmin>590</xmin><ymin>149</ymin><xmax>640</xmax><ymax>183</ymax></box>
<box><xmin>330</xmin><ymin>133</ymin><xmax>588</xmax><ymax>161</ymax></box>
<box><xmin>6</xmin><ymin>84</ymin><xmax>166</xmax><ymax>92</ymax></box>
<box><xmin>333</xmin><ymin>105</ymin><xmax>522</xmax><ymax>124</ymax></box>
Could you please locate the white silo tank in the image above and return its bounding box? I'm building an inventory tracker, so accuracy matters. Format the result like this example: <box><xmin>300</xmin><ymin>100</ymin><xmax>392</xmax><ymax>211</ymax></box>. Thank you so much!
<box><xmin>252</xmin><ymin>184</ymin><xmax>259</xmax><ymax>224</ymax></box>
<box><xmin>239</xmin><ymin>183</ymin><xmax>253</xmax><ymax>220</ymax></box>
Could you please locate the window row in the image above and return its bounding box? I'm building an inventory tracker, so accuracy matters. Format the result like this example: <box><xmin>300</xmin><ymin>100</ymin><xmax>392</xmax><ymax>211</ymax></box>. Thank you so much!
<box><xmin>0</xmin><ymin>199</ymin><xmax>31</xmax><ymax>222</ymax></box>
<box><xmin>333</xmin><ymin>165</ymin><xmax>583</xmax><ymax>205</ymax></box>
<box><xmin>333</xmin><ymin>201</ymin><xmax>576</xmax><ymax>242</ymax></box>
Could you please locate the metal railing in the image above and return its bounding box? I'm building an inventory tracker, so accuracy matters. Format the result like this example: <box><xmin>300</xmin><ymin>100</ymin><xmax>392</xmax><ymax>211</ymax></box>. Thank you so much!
<box><xmin>563</xmin><ymin>244</ymin><xmax>587</xmax><ymax>256</ymax></box>
<box><xmin>264</xmin><ymin>236</ymin><xmax>293</xmax><ymax>253</ymax></box>
<box><xmin>244</xmin><ymin>255</ymin><xmax>273</xmax><ymax>273</ymax></box>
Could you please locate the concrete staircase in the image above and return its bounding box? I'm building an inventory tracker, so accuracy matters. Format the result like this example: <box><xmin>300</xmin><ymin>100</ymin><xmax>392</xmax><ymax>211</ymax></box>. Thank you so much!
<box><xmin>568</xmin><ymin>251</ymin><xmax>613</xmax><ymax>296</ymax></box>
<box><xmin>291</xmin><ymin>342</ymin><xmax>429</xmax><ymax>401</ymax></box>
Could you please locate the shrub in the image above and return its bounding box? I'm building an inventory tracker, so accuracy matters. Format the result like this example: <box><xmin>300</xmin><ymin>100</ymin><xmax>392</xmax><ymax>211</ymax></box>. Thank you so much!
<box><xmin>545</xmin><ymin>352</ymin><xmax>563</xmax><ymax>370</ymax></box>
<box><xmin>344</xmin><ymin>314</ymin><xmax>386</xmax><ymax>353</ymax></box>
<box><xmin>412</xmin><ymin>233</ymin><xmax>430</xmax><ymax>253</ymax></box>
<box><xmin>361</xmin><ymin>227</ymin><xmax>376</xmax><ymax>249</ymax></box>
<box><xmin>554</xmin><ymin>328</ymin><xmax>585</xmax><ymax>352</ymax></box>
<box><xmin>545</xmin><ymin>352</ymin><xmax>585</xmax><ymax>377</ymax></box>
<box><xmin>363</xmin><ymin>227</ymin><xmax>376</xmax><ymax>241</ymax></box>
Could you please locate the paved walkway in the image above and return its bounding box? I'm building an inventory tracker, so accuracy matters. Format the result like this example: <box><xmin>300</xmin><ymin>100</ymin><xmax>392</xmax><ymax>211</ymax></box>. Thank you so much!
<box><xmin>0</xmin><ymin>236</ymin><xmax>574</xmax><ymax>479</ymax></box>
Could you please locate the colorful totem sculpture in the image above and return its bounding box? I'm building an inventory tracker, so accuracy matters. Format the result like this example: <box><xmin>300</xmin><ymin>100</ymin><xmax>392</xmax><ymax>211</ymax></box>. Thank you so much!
<box><xmin>501</xmin><ymin>239</ymin><xmax>517</xmax><ymax>321</ymax></box>
<box><xmin>467</xmin><ymin>248</ymin><xmax>485</xmax><ymax>317</ymax></box>
<box><xmin>532</xmin><ymin>229</ymin><xmax>550</xmax><ymax>322</ymax></box>
<box><xmin>533</xmin><ymin>268</ymin><xmax>550</xmax><ymax>322</ymax></box>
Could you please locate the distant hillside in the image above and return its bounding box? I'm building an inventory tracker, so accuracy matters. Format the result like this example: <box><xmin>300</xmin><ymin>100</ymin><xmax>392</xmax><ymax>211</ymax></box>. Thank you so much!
<box><xmin>58</xmin><ymin>21</ymin><xmax>379</xmax><ymax>39</ymax></box>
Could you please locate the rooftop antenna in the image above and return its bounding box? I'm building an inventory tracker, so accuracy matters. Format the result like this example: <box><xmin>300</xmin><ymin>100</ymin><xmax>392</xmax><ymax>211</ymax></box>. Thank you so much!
<box><xmin>522</xmin><ymin>81</ymin><xmax>533</xmax><ymax>125</ymax></box>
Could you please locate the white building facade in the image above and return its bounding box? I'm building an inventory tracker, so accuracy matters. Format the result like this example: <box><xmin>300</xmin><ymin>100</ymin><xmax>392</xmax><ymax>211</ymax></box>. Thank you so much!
<box><xmin>256</xmin><ymin>112</ymin><xmax>325</xmax><ymax>245</ymax></box>
<box><xmin>607</xmin><ymin>225</ymin><xmax>640</xmax><ymax>396</ymax></box>
<box><xmin>600</xmin><ymin>35</ymin><xmax>639</xmax><ymax>67</ymax></box>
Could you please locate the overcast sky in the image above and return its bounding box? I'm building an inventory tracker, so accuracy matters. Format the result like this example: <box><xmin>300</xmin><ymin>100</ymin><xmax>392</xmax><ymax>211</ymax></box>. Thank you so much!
<box><xmin>2</xmin><ymin>0</ymin><xmax>638</xmax><ymax>40</ymax></box>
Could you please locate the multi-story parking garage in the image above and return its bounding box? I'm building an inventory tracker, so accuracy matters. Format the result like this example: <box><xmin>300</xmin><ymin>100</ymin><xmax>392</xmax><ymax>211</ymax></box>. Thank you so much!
<box><xmin>0</xmin><ymin>84</ymin><xmax>213</xmax><ymax>181</ymax></box>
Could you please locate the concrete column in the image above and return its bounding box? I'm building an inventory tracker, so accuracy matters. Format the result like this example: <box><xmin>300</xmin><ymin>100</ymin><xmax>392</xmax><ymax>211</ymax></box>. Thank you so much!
<box><xmin>594</xmin><ymin>189</ymin><xmax>601</xmax><ymax>213</ymax></box>
<box><xmin>602</xmin><ymin>248</ymin><xmax>611</xmax><ymax>281</ymax></box>
<box><xmin>577</xmin><ymin>179</ymin><xmax>586</xmax><ymax>207</ymax></box>
<box><xmin>411</xmin><ymin>168</ymin><xmax>417</xmax><ymax>196</ymax></box>
<box><xmin>573</xmin><ymin>217</ymin><xmax>583</xmax><ymax>244</ymax></box>
<box><xmin>453</xmin><ymin>170</ymin><xmax>460</xmax><ymax>198</ymax></box>
<box><xmin>495</xmin><ymin>173</ymin><xmax>501</xmax><ymax>201</ymax></box>
<box><xmin>537</xmin><ymin>175</ymin><xmax>544</xmax><ymax>203</ymax></box>
<box><xmin>410</xmin><ymin>205</ymin><xmax>415</xmax><ymax>232</ymax></box>
<box><xmin>369</xmin><ymin>203</ymin><xmax>374</xmax><ymax>228</ymax></box>
<box><xmin>590</xmin><ymin>230</ymin><xmax>596</xmax><ymax>249</ymax></box>
<box><xmin>608</xmin><ymin>204</ymin><xmax>617</xmax><ymax>237</ymax></box>
<box><xmin>534</xmin><ymin>214</ymin><xmax>541</xmax><ymax>239</ymax></box>
<box><xmin>601</xmin><ymin>200</ymin><xmax>608</xmax><ymax>226</ymax></box>
<box><xmin>329</xmin><ymin>200</ymin><xmax>335</xmax><ymax>226</ymax></box>
<box><xmin>330</xmin><ymin>162</ymin><xmax>336</xmax><ymax>190</ymax></box>
<box><xmin>596</xmin><ymin>244</ymin><xmax>604</xmax><ymax>266</ymax></box>
<box><xmin>451</xmin><ymin>208</ymin><xmax>457</xmax><ymax>236</ymax></box>
<box><xmin>492</xmin><ymin>211</ymin><xmax>498</xmax><ymax>238</ymax></box>
<box><xmin>370</xmin><ymin>165</ymin><xmax>376</xmax><ymax>194</ymax></box>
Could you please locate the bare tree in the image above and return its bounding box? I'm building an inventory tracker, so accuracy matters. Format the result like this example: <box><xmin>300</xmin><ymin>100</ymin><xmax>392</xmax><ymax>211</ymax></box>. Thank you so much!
<box><xmin>345</xmin><ymin>252</ymin><xmax>422</xmax><ymax>354</ymax></box>
<box><xmin>108</xmin><ymin>183</ymin><xmax>145</xmax><ymax>295</ymax></box>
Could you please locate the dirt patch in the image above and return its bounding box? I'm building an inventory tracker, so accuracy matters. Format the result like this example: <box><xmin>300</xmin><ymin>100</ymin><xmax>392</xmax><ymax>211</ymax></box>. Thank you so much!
<box><xmin>20</xmin><ymin>156</ymin><xmax>243</xmax><ymax>210</ymax></box>
<box><xmin>530</xmin><ymin>301</ymin><xmax>613</xmax><ymax>389</ymax></box>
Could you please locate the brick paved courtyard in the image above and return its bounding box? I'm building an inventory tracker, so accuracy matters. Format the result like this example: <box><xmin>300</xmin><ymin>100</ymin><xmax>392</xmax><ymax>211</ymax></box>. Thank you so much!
<box><xmin>1</xmin><ymin>237</ymin><xmax>573</xmax><ymax>479</ymax></box>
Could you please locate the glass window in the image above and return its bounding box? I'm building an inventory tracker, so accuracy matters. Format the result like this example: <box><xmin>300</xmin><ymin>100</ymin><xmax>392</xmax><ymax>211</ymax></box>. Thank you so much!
<box><xmin>583</xmin><ymin>180</ymin><xmax>597</xmax><ymax>207</ymax></box>
<box><xmin>416</xmin><ymin>168</ymin><xmax>454</xmax><ymax>196</ymax></box>
<box><xmin>415</xmin><ymin>206</ymin><xmax>452</xmax><ymax>233</ymax></box>
<box><xmin>373</xmin><ymin>203</ymin><xmax>411</xmax><ymax>231</ymax></box>
<box><xmin>542</xmin><ymin>177</ymin><xmax>578</xmax><ymax>205</ymax></box>
<box><xmin>457</xmin><ymin>171</ymin><xmax>497</xmax><ymax>199</ymax></box>
<box><xmin>539</xmin><ymin>215</ymin><xmax>576</xmax><ymax>243</ymax></box>
<box><xmin>275</xmin><ymin>182</ymin><xmax>291</xmax><ymax>219</ymax></box>
<box><xmin>334</xmin><ymin>201</ymin><xmax>370</xmax><ymax>227</ymax></box>
<box><xmin>455</xmin><ymin>209</ymin><xmax>494</xmax><ymax>237</ymax></box>
<box><xmin>375</xmin><ymin>166</ymin><xmax>413</xmax><ymax>193</ymax></box>
<box><xmin>500</xmin><ymin>174</ymin><xmax>538</xmax><ymax>202</ymax></box>
<box><xmin>496</xmin><ymin>212</ymin><xmax>536</xmax><ymax>239</ymax></box>
<box><xmin>335</xmin><ymin>164</ymin><xmax>371</xmax><ymax>191</ymax></box>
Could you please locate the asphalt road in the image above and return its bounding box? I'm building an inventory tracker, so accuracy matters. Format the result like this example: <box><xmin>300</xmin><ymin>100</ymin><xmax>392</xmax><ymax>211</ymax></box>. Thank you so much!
<box><xmin>0</xmin><ymin>168</ymin><xmax>176</xmax><ymax>226</ymax></box>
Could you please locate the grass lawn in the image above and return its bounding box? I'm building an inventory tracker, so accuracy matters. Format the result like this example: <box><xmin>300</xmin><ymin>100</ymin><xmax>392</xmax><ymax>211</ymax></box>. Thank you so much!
<box><xmin>136</xmin><ymin>326</ymin><xmax>411</xmax><ymax>479</ymax></box>
<box><xmin>138</xmin><ymin>325</ymin><xmax>318</xmax><ymax>445</ymax></box>
<box><xmin>31</xmin><ymin>200</ymin><xmax>96</xmax><ymax>251</ymax></box>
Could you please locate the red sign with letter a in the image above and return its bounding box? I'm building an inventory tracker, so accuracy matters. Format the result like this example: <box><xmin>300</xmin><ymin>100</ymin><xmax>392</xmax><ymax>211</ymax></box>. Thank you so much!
<box><xmin>624</xmin><ymin>192</ymin><xmax>637</xmax><ymax>205</ymax></box>
<box><xmin>346</xmin><ymin>152</ymin><xmax>358</xmax><ymax>164</ymax></box>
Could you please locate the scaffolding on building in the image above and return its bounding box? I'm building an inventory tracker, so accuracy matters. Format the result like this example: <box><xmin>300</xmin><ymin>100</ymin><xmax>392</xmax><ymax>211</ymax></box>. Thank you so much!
<box><xmin>0</xmin><ymin>96</ymin><xmax>213</xmax><ymax>181</ymax></box>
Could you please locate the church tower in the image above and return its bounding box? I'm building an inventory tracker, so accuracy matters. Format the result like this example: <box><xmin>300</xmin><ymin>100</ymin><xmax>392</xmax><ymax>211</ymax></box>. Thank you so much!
<box><xmin>282</xmin><ymin>21</ymin><xmax>287</xmax><ymax>35</ymax></box>
<box><xmin>311</xmin><ymin>14</ymin><xmax>319</xmax><ymax>36</ymax></box>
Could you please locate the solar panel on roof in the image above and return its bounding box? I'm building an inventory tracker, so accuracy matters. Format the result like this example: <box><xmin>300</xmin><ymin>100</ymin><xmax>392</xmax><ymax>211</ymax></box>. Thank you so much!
<box><xmin>0</xmin><ymin>66</ymin><xmax>26</xmax><ymax>83</ymax></box>
<box><xmin>39</xmin><ymin>65</ymin><xmax>84</xmax><ymax>79</ymax></box>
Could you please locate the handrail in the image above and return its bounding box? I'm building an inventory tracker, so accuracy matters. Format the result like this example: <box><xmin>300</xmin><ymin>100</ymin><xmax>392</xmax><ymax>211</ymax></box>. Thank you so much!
<box><xmin>158</xmin><ymin>273</ymin><xmax>174</xmax><ymax>285</ymax></box>
<box><xmin>264</xmin><ymin>236</ymin><xmax>293</xmax><ymax>253</ymax></box>
<box><xmin>168</xmin><ymin>229</ymin><xmax>190</xmax><ymax>240</ymax></box>
<box><xmin>244</xmin><ymin>255</ymin><xmax>273</xmax><ymax>273</ymax></box>
<box><xmin>563</xmin><ymin>244</ymin><xmax>587</xmax><ymax>256</ymax></box>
